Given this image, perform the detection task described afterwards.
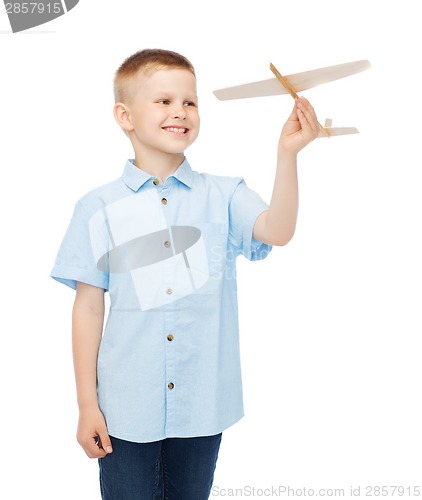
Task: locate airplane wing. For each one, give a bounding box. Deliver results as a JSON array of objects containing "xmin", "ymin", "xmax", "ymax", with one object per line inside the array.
[{"xmin": 213, "ymin": 60, "xmax": 371, "ymax": 100}]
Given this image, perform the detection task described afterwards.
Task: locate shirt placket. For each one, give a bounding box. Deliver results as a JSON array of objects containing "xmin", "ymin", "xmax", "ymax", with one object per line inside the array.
[{"xmin": 152, "ymin": 176, "xmax": 177, "ymax": 433}]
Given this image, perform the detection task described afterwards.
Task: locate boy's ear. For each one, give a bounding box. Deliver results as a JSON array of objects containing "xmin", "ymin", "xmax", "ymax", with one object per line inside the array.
[{"xmin": 113, "ymin": 103, "xmax": 134, "ymax": 132}]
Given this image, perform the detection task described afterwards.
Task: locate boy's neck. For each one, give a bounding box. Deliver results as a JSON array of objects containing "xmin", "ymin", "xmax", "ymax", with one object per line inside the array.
[{"xmin": 133, "ymin": 151, "xmax": 185, "ymax": 184}]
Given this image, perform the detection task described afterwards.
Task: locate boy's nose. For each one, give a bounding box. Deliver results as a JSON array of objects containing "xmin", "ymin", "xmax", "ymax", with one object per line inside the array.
[{"xmin": 171, "ymin": 104, "xmax": 186, "ymax": 120}]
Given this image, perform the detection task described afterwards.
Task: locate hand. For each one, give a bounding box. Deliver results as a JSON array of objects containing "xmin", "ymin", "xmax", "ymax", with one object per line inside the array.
[
  {"xmin": 76, "ymin": 406, "xmax": 113, "ymax": 458},
  {"xmin": 279, "ymin": 97, "xmax": 319, "ymax": 154}
]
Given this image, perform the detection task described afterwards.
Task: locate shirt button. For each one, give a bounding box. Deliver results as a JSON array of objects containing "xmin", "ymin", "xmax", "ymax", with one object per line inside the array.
[
  {"xmin": 166, "ymin": 288, "xmax": 173, "ymax": 295},
  {"xmin": 168, "ymin": 382, "xmax": 175, "ymax": 390},
  {"xmin": 153, "ymin": 179, "xmax": 159, "ymax": 186},
  {"xmin": 167, "ymin": 334, "xmax": 174, "ymax": 341},
  {"xmin": 161, "ymin": 198, "xmax": 168, "ymax": 205},
  {"xmin": 164, "ymin": 240, "xmax": 171, "ymax": 248}
]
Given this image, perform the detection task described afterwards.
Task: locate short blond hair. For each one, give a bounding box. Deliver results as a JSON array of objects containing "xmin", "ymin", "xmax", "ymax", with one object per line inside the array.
[{"xmin": 113, "ymin": 48, "xmax": 196, "ymax": 103}]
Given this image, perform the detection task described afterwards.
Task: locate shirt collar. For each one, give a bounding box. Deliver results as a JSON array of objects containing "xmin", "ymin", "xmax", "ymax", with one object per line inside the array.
[{"xmin": 122, "ymin": 158, "xmax": 193, "ymax": 191}]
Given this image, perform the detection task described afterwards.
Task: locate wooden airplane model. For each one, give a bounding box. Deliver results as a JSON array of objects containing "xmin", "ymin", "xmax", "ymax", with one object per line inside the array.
[{"xmin": 213, "ymin": 60, "xmax": 371, "ymax": 137}]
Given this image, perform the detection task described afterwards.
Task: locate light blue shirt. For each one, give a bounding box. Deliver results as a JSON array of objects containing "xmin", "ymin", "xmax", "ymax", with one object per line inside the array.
[{"xmin": 51, "ymin": 158, "xmax": 271, "ymax": 443}]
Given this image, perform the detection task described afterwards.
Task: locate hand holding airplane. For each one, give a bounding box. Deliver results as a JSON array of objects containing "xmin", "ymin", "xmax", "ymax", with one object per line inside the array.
[{"xmin": 213, "ymin": 60, "xmax": 371, "ymax": 138}]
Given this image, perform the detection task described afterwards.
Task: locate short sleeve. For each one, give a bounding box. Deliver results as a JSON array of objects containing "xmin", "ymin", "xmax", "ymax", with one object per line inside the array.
[
  {"xmin": 50, "ymin": 201, "xmax": 109, "ymax": 291},
  {"xmin": 229, "ymin": 179, "xmax": 272, "ymax": 261}
]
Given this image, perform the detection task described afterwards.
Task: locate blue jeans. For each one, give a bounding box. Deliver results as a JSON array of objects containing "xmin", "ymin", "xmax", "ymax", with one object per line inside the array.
[{"xmin": 99, "ymin": 433, "xmax": 222, "ymax": 499}]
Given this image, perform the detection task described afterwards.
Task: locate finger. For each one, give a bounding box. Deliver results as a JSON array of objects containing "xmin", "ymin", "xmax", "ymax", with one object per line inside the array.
[
  {"xmin": 92, "ymin": 436, "xmax": 109, "ymax": 458},
  {"xmin": 297, "ymin": 98, "xmax": 314, "ymax": 123},
  {"xmin": 297, "ymin": 98, "xmax": 319, "ymax": 136},
  {"xmin": 286, "ymin": 99, "xmax": 300, "ymax": 122},
  {"xmin": 296, "ymin": 106, "xmax": 312, "ymax": 132},
  {"xmin": 97, "ymin": 430, "xmax": 113, "ymax": 454},
  {"xmin": 299, "ymin": 97, "xmax": 319, "ymax": 129},
  {"xmin": 297, "ymin": 96, "xmax": 315, "ymax": 114},
  {"xmin": 79, "ymin": 435, "xmax": 108, "ymax": 459}
]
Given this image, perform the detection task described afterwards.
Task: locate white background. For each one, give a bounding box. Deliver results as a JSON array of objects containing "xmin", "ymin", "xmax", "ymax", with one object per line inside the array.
[{"xmin": 1, "ymin": 1, "xmax": 421, "ymax": 498}]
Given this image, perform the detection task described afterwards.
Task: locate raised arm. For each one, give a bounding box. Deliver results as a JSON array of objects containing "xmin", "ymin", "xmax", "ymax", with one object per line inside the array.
[
  {"xmin": 253, "ymin": 97, "xmax": 319, "ymax": 246},
  {"xmin": 72, "ymin": 281, "xmax": 112, "ymax": 458}
]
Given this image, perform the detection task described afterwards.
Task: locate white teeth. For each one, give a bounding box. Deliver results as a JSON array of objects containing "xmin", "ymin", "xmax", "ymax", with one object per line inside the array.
[{"xmin": 165, "ymin": 127, "xmax": 187, "ymax": 133}]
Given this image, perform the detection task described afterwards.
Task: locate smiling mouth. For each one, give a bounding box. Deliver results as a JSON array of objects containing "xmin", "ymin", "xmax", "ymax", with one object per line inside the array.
[{"xmin": 162, "ymin": 126, "xmax": 188, "ymax": 135}]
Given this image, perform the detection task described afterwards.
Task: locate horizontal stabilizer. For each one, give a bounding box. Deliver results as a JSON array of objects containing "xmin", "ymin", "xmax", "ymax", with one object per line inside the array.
[{"xmin": 318, "ymin": 127, "xmax": 359, "ymax": 138}]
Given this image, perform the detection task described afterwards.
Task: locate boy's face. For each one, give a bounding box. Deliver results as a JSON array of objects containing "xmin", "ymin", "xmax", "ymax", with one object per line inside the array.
[{"xmin": 124, "ymin": 68, "xmax": 200, "ymax": 160}]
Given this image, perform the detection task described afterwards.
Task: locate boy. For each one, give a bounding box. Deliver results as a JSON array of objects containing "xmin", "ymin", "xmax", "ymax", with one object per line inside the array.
[{"xmin": 51, "ymin": 48, "xmax": 319, "ymax": 499}]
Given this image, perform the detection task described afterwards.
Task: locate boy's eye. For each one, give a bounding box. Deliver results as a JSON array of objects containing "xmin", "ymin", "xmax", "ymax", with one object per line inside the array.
[{"xmin": 156, "ymin": 99, "xmax": 197, "ymax": 107}]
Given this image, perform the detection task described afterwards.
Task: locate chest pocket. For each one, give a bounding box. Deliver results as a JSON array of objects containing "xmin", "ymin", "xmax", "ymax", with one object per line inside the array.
[{"xmin": 194, "ymin": 222, "xmax": 230, "ymax": 280}]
